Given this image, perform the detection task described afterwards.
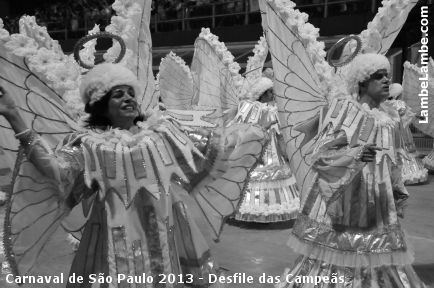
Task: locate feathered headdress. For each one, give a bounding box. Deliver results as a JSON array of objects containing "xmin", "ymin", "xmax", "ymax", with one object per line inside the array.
[
  {"xmin": 80, "ymin": 63, "xmax": 142, "ymax": 106},
  {"xmin": 346, "ymin": 53, "xmax": 390, "ymax": 95}
]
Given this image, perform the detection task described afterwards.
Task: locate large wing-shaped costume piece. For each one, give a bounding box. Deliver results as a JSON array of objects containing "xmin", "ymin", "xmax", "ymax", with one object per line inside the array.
[
  {"xmin": 402, "ymin": 59, "xmax": 434, "ymax": 137},
  {"xmin": 158, "ymin": 52, "xmax": 195, "ymax": 110},
  {"xmin": 0, "ymin": 16, "xmax": 91, "ymax": 278},
  {"xmin": 1, "ymin": 0, "xmax": 159, "ymax": 277},
  {"xmin": 0, "ymin": 17, "xmax": 80, "ymax": 187},
  {"xmin": 258, "ymin": 0, "xmax": 331, "ymax": 198},
  {"xmin": 190, "ymin": 29, "xmax": 244, "ymax": 126},
  {"xmin": 105, "ymin": 0, "xmax": 158, "ymax": 112},
  {"xmin": 158, "ymin": 30, "xmax": 269, "ymax": 239},
  {"xmin": 359, "ymin": 0, "xmax": 418, "ymax": 55},
  {"xmin": 245, "ymin": 35, "xmax": 268, "ymax": 81},
  {"xmin": 335, "ymin": 0, "xmax": 417, "ymax": 83},
  {"xmin": 158, "ymin": 52, "xmax": 217, "ymax": 128},
  {"xmin": 158, "ymin": 28, "xmax": 244, "ymax": 128}
]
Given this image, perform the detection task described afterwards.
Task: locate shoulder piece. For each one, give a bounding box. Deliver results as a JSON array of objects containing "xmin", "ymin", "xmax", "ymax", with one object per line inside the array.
[
  {"xmin": 228, "ymin": 100, "xmax": 279, "ymax": 129},
  {"xmin": 80, "ymin": 118, "xmax": 202, "ymax": 207},
  {"xmin": 320, "ymin": 97, "xmax": 400, "ymax": 163}
]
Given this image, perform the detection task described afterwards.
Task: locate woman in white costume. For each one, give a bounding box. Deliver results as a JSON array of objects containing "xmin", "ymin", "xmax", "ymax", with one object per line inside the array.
[
  {"xmin": 233, "ymin": 74, "xmax": 300, "ymax": 223},
  {"xmin": 0, "ymin": 63, "xmax": 266, "ymax": 288}
]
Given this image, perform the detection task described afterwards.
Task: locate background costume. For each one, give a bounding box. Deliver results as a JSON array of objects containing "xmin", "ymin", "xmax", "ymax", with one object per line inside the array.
[
  {"xmin": 401, "ymin": 59, "xmax": 434, "ymax": 173},
  {"xmin": 158, "ymin": 34, "xmax": 301, "ymax": 225},
  {"xmin": 387, "ymin": 83, "xmax": 428, "ymax": 185},
  {"xmin": 231, "ymin": 78, "xmax": 300, "ymax": 223}
]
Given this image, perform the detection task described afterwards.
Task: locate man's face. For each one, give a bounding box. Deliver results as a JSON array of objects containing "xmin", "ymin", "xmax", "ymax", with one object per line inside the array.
[
  {"xmin": 259, "ymin": 89, "xmax": 274, "ymax": 103},
  {"xmin": 365, "ymin": 69, "xmax": 390, "ymax": 103}
]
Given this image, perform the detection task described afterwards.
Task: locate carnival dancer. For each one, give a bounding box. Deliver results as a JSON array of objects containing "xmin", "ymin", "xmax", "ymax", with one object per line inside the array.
[
  {"xmin": 276, "ymin": 53, "xmax": 426, "ymax": 288},
  {"xmin": 387, "ymin": 83, "xmax": 428, "ymax": 185},
  {"xmin": 256, "ymin": 0, "xmax": 424, "ymax": 285},
  {"xmin": 401, "ymin": 59, "xmax": 434, "ymax": 173},
  {"xmin": 232, "ymin": 73, "xmax": 300, "ymax": 223},
  {"xmin": 0, "ymin": 63, "xmax": 267, "ymax": 288}
]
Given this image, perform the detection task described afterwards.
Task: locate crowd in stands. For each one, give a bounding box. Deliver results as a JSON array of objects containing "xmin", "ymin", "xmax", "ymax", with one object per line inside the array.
[
  {"xmin": 2, "ymin": 0, "xmax": 113, "ymax": 34},
  {"xmin": 2, "ymin": 0, "xmax": 371, "ymax": 36},
  {"xmin": 150, "ymin": 0, "xmax": 370, "ymax": 31}
]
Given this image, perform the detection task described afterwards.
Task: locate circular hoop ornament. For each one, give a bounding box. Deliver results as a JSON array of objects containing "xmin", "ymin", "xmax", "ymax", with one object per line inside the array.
[
  {"xmin": 327, "ymin": 35, "xmax": 362, "ymax": 68},
  {"xmin": 73, "ymin": 32, "xmax": 126, "ymax": 70}
]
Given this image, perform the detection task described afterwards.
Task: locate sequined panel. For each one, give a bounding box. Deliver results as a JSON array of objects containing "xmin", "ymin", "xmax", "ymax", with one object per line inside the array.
[
  {"xmin": 342, "ymin": 103, "xmax": 359, "ymax": 127},
  {"xmin": 359, "ymin": 118, "xmax": 375, "ymax": 142},
  {"xmin": 378, "ymin": 182, "xmax": 390, "ymax": 226},
  {"xmin": 82, "ymin": 142, "xmax": 96, "ymax": 171},
  {"xmin": 348, "ymin": 179, "xmax": 361, "ymax": 227},
  {"xmin": 344, "ymin": 267, "xmax": 355, "ymax": 288},
  {"xmin": 274, "ymin": 188, "xmax": 281, "ymax": 204},
  {"xmin": 186, "ymin": 130, "xmax": 210, "ymax": 154},
  {"xmin": 167, "ymin": 223, "xmax": 181, "ymax": 277},
  {"xmin": 121, "ymin": 151, "xmax": 132, "ymax": 205},
  {"xmin": 149, "ymin": 137, "xmax": 174, "ymax": 166},
  {"xmin": 131, "ymin": 148, "xmax": 147, "ymax": 179},
  {"xmin": 167, "ymin": 111, "xmax": 194, "ymax": 122},
  {"xmin": 377, "ymin": 127, "xmax": 389, "ymax": 150},
  {"xmin": 292, "ymin": 214, "xmax": 407, "ymax": 254},
  {"xmin": 249, "ymin": 105, "xmax": 260, "ymax": 123},
  {"xmin": 112, "ymin": 227, "xmax": 131, "ymax": 288},
  {"xmin": 264, "ymin": 190, "xmax": 270, "ymax": 205},
  {"xmin": 278, "ymin": 257, "xmax": 426, "ymax": 288},
  {"xmin": 394, "ymin": 127, "xmax": 401, "ymax": 148},
  {"xmin": 141, "ymin": 205, "xmax": 165, "ymax": 287},
  {"xmin": 387, "ymin": 266, "xmax": 405, "ymax": 288},
  {"xmin": 83, "ymin": 223, "xmax": 103, "ymax": 284},
  {"xmin": 167, "ymin": 125, "xmax": 187, "ymax": 145},
  {"xmin": 239, "ymin": 102, "xmax": 250, "ymax": 114},
  {"xmin": 132, "ymin": 240, "xmax": 147, "ymax": 288},
  {"xmin": 301, "ymin": 183, "xmax": 320, "ymax": 216},
  {"xmin": 289, "ymin": 184, "xmax": 298, "ymax": 199},
  {"xmin": 102, "ymin": 148, "xmax": 117, "ymax": 179},
  {"xmin": 330, "ymin": 101, "xmax": 343, "ymax": 118},
  {"xmin": 358, "ymin": 173, "xmax": 368, "ymax": 228},
  {"xmin": 361, "ymin": 266, "xmax": 372, "ymax": 287}
]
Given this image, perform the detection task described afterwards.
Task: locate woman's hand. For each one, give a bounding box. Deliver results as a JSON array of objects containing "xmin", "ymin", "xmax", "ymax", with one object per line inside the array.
[
  {"xmin": 0, "ymin": 86, "xmax": 18, "ymax": 118},
  {"xmin": 359, "ymin": 144, "xmax": 382, "ymax": 163}
]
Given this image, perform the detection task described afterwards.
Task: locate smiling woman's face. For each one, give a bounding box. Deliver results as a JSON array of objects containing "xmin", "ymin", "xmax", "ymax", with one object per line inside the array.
[{"xmin": 104, "ymin": 85, "xmax": 139, "ymax": 129}]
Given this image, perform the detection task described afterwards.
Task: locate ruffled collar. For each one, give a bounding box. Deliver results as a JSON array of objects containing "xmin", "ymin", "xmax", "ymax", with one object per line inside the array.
[
  {"xmin": 87, "ymin": 125, "xmax": 153, "ymax": 146},
  {"xmin": 350, "ymin": 98, "xmax": 400, "ymax": 128}
]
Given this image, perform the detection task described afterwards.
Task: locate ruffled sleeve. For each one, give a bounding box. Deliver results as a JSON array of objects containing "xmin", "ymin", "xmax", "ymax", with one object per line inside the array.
[
  {"xmin": 16, "ymin": 130, "xmax": 85, "ymax": 199},
  {"xmin": 5, "ymin": 131, "xmax": 88, "ymax": 277},
  {"xmin": 174, "ymin": 123, "xmax": 267, "ymax": 240}
]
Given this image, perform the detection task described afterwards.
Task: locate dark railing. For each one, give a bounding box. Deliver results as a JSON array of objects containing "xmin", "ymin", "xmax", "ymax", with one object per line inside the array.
[
  {"xmin": 151, "ymin": 0, "xmax": 372, "ymax": 33},
  {"xmin": 4, "ymin": 0, "xmax": 376, "ymax": 40}
]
